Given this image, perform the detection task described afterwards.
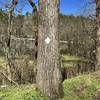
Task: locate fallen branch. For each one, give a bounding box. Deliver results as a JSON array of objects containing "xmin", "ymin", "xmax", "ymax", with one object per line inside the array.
[{"xmin": 0, "ymin": 71, "xmax": 19, "ymax": 86}]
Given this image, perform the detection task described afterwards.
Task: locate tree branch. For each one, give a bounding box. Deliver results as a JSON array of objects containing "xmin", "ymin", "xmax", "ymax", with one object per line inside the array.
[{"xmin": 28, "ymin": 0, "xmax": 37, "ymax": 13}]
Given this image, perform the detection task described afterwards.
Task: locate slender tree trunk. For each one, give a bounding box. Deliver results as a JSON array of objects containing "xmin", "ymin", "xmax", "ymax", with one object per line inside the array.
[
  {"xmin": 28, "ymin": 0, "xmax": 38, "ymax": 83},
  {"xmin": 96, "ymin": 0, "xmax": 100, "ymax": 69},
  {"xmin": 3, "ymin": 0, "xmax": 18, "ymax": 85},
  {"xmin": 28, "ymin": 0, "xmax": 38, "ymax": 58},
  {"xmin": 36, "ymin": 0, "xmax": 63, "ymax": 99}
]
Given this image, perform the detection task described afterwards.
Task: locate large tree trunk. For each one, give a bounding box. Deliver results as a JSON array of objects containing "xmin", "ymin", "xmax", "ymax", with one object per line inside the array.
[
  {"xmin": 36, "ymin": 0, "xmax": 63, "ymax": 99},
  {"xmin": 96, "ymin": 0, "xmax": 100, "ymax": 69}
]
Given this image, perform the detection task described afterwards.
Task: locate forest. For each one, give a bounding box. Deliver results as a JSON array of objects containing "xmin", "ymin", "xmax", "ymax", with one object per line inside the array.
[{"xmin": 0, "ymin": 0, "xmax": 100, "ymax": 100}]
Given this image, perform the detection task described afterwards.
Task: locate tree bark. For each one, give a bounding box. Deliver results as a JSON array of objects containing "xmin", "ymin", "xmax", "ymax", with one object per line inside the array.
[
  {"xmin": 28, "ymin": 0, "xmax": 38, "ymax": 83},
  {"xmin": 36, "ymin": 0, "xmax": 63, "ymax": 99},
  {"xmin": 96, "ymin": 0, "xmax": 100, "ymax": 69}
]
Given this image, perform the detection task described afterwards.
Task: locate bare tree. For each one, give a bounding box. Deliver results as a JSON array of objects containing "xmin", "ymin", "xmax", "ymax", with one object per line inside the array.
[
  {"xmin": 96, "ymin": 0, "xmax": 100, "ymax": 69},
  {"xmin": 28, "ymin": 0, "xmax": 38, "ymax": 59},
  {"xmin": 0, "ymin": 0, "xmax": 18, "ymax": 85},
  {"xmin": 36, "ymin": 0, "xmax": 63, "ymax": 99}
]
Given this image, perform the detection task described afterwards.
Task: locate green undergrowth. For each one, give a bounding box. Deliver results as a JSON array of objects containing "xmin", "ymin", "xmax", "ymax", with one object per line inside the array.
[
  {"xmin": 62, "ymin": 71, "xmax": 100, "ymax": 100},
  {"xmin": 0, "ymin": 57, "xmax": 5, "ymax": 65},
  {"xmin": 62, "ymin": 62, "xmax": 75, "ymax": 68},
  {"xmin": 0, "ymin": 71, "xmax": 100, "ymax": 100},
  {"xmin": 62, "ymin": 54, "xmax": 92, "ymax": 68},
  {"xmin": 0, "ymin": 55, "xmax": 91, "ymax": 69},
  {"xmin": 0, "ymin": 56, "xmax": 99, "ymax": 100},
  {"xmin": 0, "ymin": 85, "xmax": 49, "ymax": 100},
  {"xmin": 62, "ymin": 54, "xmax": 91, "ymax": 63}
]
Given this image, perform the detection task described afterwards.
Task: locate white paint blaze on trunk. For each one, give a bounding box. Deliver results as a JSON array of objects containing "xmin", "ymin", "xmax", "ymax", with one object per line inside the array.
[
  {"xmin": 45, "ymin": 37, "xmax": 51, "ymax": 44},
  {"xmin": 36, "ymin": 0, "xmax": 63, "ymax": 99}
]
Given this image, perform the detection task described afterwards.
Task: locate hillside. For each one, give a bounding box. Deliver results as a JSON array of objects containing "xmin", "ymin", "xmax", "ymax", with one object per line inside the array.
[{"xmin": 0, "ymin": 70, "xmax": 100, "ymax": 100}]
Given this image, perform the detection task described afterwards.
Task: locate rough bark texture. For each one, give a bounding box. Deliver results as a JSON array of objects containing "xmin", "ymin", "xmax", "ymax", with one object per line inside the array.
[
  {"xmin": 36, "ymin": 0, "xmax": 63, "ymax": 99},
  {"xmin": 96, "ymin": 0, "xmax": 100, "ymax": 69}
]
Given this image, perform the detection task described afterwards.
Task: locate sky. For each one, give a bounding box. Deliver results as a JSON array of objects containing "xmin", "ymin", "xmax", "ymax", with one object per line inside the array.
[
  {"xmin": 60, "ymin": 0, "xmax": 87, "ymax": 15},
  {"xmin": 0, "ymin": 0, "xmax": 95, "ymax": 16}
]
